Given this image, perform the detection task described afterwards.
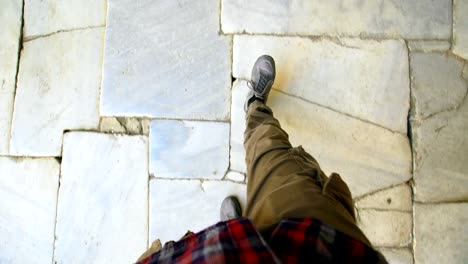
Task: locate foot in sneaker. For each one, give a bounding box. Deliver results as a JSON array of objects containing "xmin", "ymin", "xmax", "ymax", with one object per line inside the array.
[
  {"xmin": 244, "ymin": 55, "xmax": 276, "ymax": 112},
  {"xmin": 220, "ymin": 196, "xmax": 242, "ymax": 221}
]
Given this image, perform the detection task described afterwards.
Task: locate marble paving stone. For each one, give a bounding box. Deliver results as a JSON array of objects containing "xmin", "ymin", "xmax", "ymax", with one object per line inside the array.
[
  {"xmin": 222, "ymin": 0, "xmax": 451, "ymax": 39},
  {"xmin": 233, "ymin": 35, "xmax": 409, "ymax": 133},
  {"xmin": 0, "ymin": 0, "xmax": 22, "ymax": 154},
  {"xmin": 355, "ymin": 184, "xmax": 412, "ymax": 211},
  {"xmin": 150, "ymin": 120, "xmax": 229, "ymax": 179},
  {"xmin": 412, "ymin": 99, "xmax": 468, "ymax": 202},
  {"xmin": 230, "ymin": 81, "xmax": 250, "ymax": 173},
  {"xmin": 415, "ymin": 203, "xmax": 468, "ymax": 264},
  {"xmin": 0, "ymin": 157, "xmax": 59, "ymax": 263},
  {"xmin": 357, "ymin": 209, "xmax": 412, "ymax": 247},
  {"xmin": 231, "ymin": 81, "xmax": 411, "ymax": 197},
  {"xmin": 10, "ymin": 28, "xmax": 103, "ymax": 156},
  {"xmin": 149, "ymin": 179, "xmax": 246, "ymax": 244},
  {"xmin": 408, "ymin": 40, "xmax": 451, "ymax": 52},
  {"xmin": 54, "ymin": 132, "xmax": 148, "ymax": 263},
  {"xmin": 378, "ymin": 248, "xmax": 413, "ymax": 264},
  {"xmin": 24, "ymin": 0, "xmax": 106, "ymax": 38},
  {"xmin": 225, "ymin": 171, "xmax": 246, "ymax": 182},
  {"xmin": 101, "ymin": 0, "xmax": 231, "ymax": 120},
  {"xmin": 453, "ymin": 0, "xmax": 468, "ymax": 60},
  {"xmin": 410, "ymin": 53, "xmax": 467, "ymax": 120}
]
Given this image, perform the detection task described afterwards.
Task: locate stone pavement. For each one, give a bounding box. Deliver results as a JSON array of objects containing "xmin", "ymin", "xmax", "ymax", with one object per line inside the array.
[{"xmin": 0, "ymin": 0, "xmax": 467, "ymax": 263}]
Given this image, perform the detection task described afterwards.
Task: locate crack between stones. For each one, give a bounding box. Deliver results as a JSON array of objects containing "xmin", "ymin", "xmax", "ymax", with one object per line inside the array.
[
  {"xmin": 23, "ymin": 25, "xmax": 105, "ymax": 42},
  {"xmin": 405, "ymin": 39, "xmax": 417, "ymax": 263},
  {"xmin": 220, "ymin": 30, "xmax": 450, "ymax": 42},
  {"xmin": 8, "ymin": 0, "xmax": 25, "ymax": 155}
]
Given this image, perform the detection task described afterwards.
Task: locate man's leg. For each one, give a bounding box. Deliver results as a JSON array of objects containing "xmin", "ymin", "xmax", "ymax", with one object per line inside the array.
[{"xmin": 242, "ymin": 56, "xmax": 371, "ymax": 246}]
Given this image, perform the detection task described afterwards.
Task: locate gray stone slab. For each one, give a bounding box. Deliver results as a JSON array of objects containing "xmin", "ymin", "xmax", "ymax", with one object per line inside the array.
[
  {"xmin": 0, "ymin": 157, "xmax": 59, "ymax": 263},
  {"xmin": 357, "ymin": 209, "xmax": 412, "ymax": 247},
  {"xmin": 233, "ymin": 36, "xmax": 409, "ymax": 133},
  {"xmin": 231, "ymin": 81, "xmax": 412, "ymax": 197},
  {"xmin": 0, "ymin": 0, "xmax": 22, "ymax": 154},
  {"xmin": 101, "ymin": 0, "xmax": 231, "ymax": 120},
  {"xmin": 149, "ymin": 179, "xmax": 246, "ymax": 244},
  {"xmin": 222, "ymin": 0, "xmax": 451, "ymax": 38},
  {"xmin": 10, "ymin": 28, "xmax": 103, "ymax": 156},
  {"xmin": 410, "ymin": 53, "xmax": 467, "ymax": 120},
  {"xmin": 453, "ymin": 0, "xmax": 468, "ymax": 60},
  {"xmin": 54, "ymin": 132, "xmax": 148, "ymax": 263},
  {"xmin": 415, "ymin": 203, "xmax": 468, "ymax": 264},
  {"xmin": 24, "ymin": 0, "xmax": 106, "ymax": 38},
  {"xmin": 413, "ymin": 98, "xmax": 468, "ymax": 203},
  {"xmin": 150, "ymin": 120, "xmax": 229, "ymax": 179}
]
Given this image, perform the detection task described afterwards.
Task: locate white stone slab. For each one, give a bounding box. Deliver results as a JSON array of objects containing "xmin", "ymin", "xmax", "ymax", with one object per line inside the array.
[
  {"xmin": 378, "ymin": 248, "xmax": 413, "ymax": 264},
  {"xmin": 0, "ymin": 0, "xmax": 22, "ymax": 154},
  {"xmin": 10, "ymin": 28, "xmax": 103, "ymax": 156},
  {"xmin": 410, "ymin": 53, "xmax": 467, "ymax": 120},
  {"xmin": 357, "ymin": 209, "xmax": 412, "ymax": 247},
  {"xmin": 101, "ymin": 0, "xmax": 231, "ymax": 120},
  {"xmin": 54, "ymin": 132, "xmax": 148, "ymax": 263},
  {"xmin": 149, "ymin": 179, "xmax": 246, "ymax": 244},
  {"xmin": 355, "ymin": 184, "xmax": 412, "ymax": 211},
  {"xmin": 0, "ymin": 157, "xmax": 59, "ymax": 263},
  {"xmin": 230, "ymin": 81, "xmax": 250, "ymax": 173},
  {"xmin": 415, "ymin": 203, "xmax": 468, "ymax": 264},
  {"xmin": 232, "ymin": 81, "xmax": 411, "ymax": 197},
  {"xmin": 233, "ymin": 35, "xmax": 409, "ymax": 133},
  {"xmin": 225, "ymin": 171, "xmax": 246, "ymax": 183},
  {"xmin": 24, "ymin": 0, "xmax": 106, "ymax": 38},
  {"xmin": 150, "ymin": 120, "xmax": 229, "ymax": 179},
  {"xmin": 453, "ymin": 0, "xmax": 468, "ymax": 60},
  {"xmin": 222, "ymin": 0, "xmax": 451, "ymax": 38},
  {"xmin": 413, "ymin": 99, "xmax": 468, "ymax": 203}
]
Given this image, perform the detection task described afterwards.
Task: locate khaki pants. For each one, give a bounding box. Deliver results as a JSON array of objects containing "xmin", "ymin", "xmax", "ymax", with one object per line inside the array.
[{"xmin": 243, "ymin": 101, "xmax": 371, "ymax": 246}]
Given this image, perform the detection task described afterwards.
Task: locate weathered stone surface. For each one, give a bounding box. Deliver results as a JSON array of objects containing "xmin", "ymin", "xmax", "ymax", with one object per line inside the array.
[
  {"xmin": 0, "ymin": 0, "xmax": 22, "ymax": 154},
  {"xmin": 355, "ymin": 184, "xmax": 412, "ymax": 211},
  {"xmin": 101, "ymin": 0, "xmax": 231, "ymax": 120},
  {"xmin": 233, "ymin": 35, "xmax": 409, "ymax": 133},
  {"xmin": 99, "ymin": 117, "xmax": 126, "ymax": 133},
  {"xmin": 0, "ymin": 157, "xmax": 59, "ymax": 263},
  {"xmin": 149, "ymin": 179, "xmax": 246, "ymax": 243},
  {"xmin": 410, "ymin": 53, "xmax": 467, "ymax": 120},
  {"xmin": 408, "ymin": 40, "xmax": 451, "ymax": 52},
  {"xmin": 415, "ymin": 203, "xmax": 468, "ymax": 264},
  {"xmin": 230, "ymin": 81, "xmax": 250, "ymax": 173},
  {"xmin": 55, "ymin": 132, "xmax": 148, "ymax": 263},
  {"xmin": 357, "ymin": 209, "xmax": 412, "ymax": 247},
  {"xmin": 453, "ymin": 0, "xmax": 468, "ymax": 60},
  {"xmin": 222, "ymin": 0, "xmax": 451, "ymax": 38},
  {"xmin": 231, "ymin": 81, "xmax": 411, "ymax": 197},
  {"xmin": 150, "ymin": 120, "xmax": 229, "ymax": 179},
  {"xmin": 10, "ymin": 28, "xmax": 103, "ymax": 156},
  {"xmin": 225, "ymin": 171, "xmax": 246, "ymax": 182},
  {"xmin": 413, "ymin": 98, "xmax": 468, "ymax": 202},
  {"xmin": 24, "ymin": 0, "xmax": 106, "ymax": 38},
  {"xmin": 378, "ymin": 248, "xmax": 414, "ymax": 264}
]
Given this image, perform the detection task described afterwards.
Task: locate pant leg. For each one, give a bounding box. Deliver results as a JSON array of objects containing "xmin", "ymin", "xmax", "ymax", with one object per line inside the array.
[{"xmin": 243, "ymin": 101, "xmax": 371, "ymax": 246}]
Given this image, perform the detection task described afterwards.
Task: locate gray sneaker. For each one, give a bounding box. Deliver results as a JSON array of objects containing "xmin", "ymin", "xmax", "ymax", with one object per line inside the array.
[
  {"xmin": 244, "ymin": 55, "xmax": 276, "ymax": 111},
  {"xmin": 220, "ymin": 196, "xmax": 242, "ymax": 221}
]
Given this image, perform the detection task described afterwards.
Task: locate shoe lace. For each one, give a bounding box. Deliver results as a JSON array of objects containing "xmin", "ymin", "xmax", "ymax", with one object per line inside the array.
[{"xmin": 247, "ymin": 72, "xmax": 270, "ymax": 95}]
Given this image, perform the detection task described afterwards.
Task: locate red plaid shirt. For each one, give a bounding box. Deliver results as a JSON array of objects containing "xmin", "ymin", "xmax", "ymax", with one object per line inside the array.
[{"xmin": 137, "ymin": 218, "xmax": 387, "ymax": 264}]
